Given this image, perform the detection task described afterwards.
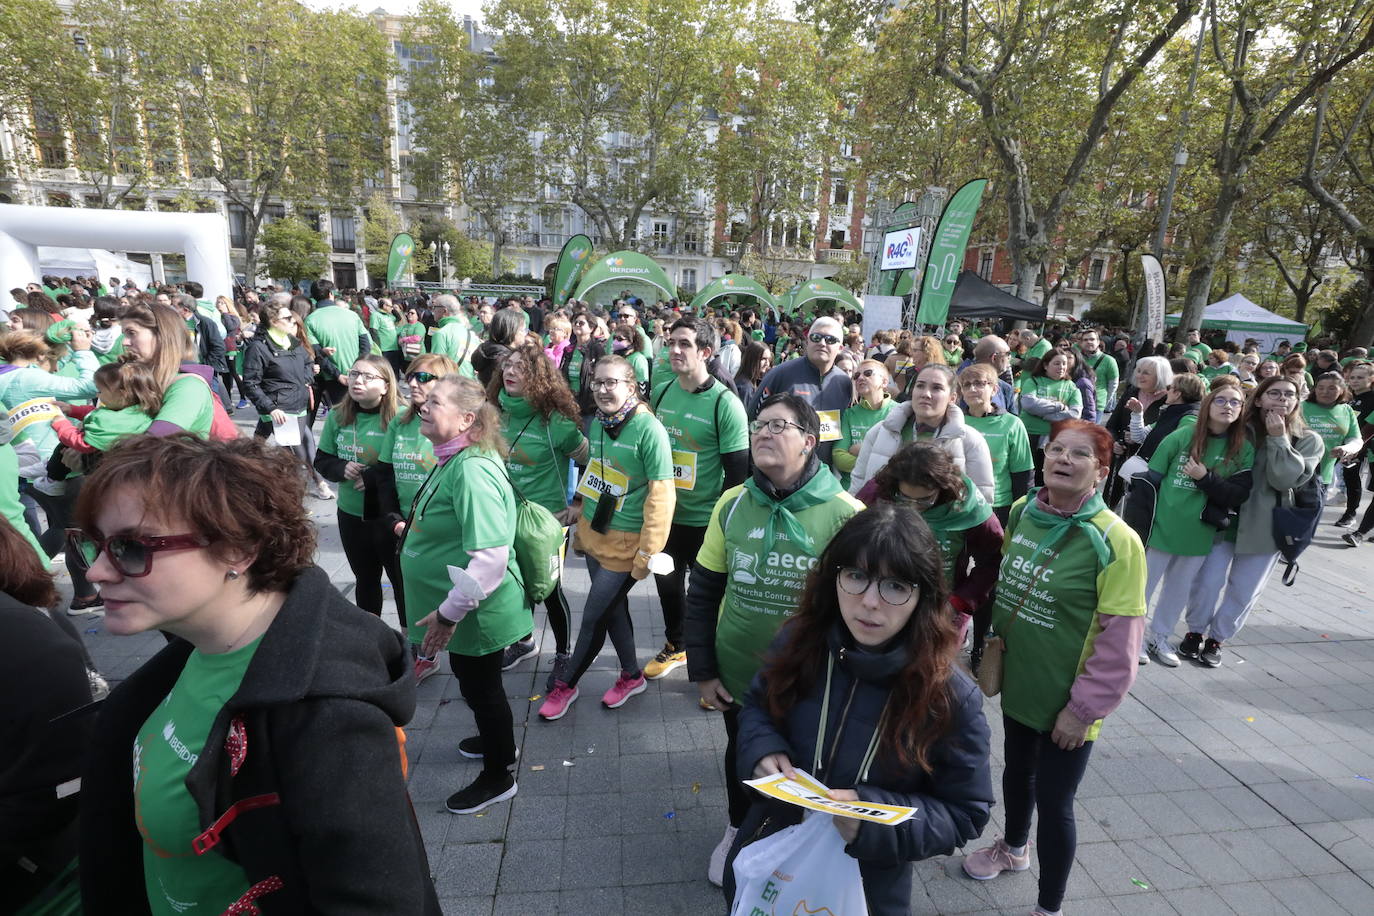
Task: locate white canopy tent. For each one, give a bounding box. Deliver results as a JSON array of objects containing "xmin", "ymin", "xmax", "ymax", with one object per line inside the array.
[
  {"xmin": 36, "ymin": 246, "xmax": 154, "ymax": 289},
  {"xmin": 1166, "ymin": 293, "xmax": 1308, "ymax": 354},
  {"xmin": 0, "ymin": 203, "xmax": 232, "ymax": 302}
]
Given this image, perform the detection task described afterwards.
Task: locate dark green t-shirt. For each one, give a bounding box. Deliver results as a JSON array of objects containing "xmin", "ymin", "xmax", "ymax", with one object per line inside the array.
[{"xmin": 650, "ymin": 379, "xmax": 749, "ymax": 527}]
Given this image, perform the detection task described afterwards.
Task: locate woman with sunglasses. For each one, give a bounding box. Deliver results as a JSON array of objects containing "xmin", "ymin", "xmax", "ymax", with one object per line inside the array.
[
  {"xmin": 610, "ymin": 321, "xmax": 652, "ymax": 400},
  {"xmin": 313, "ymin": 355, "xmax": 402, "ymax": 618},
  {"xmin": 561, "ymin": 310, "xmax": 609, "ymax": 426},
  {"xmin": 489, "ymin": 343, "xmax": 589, "ymax": 682},
  {"xmin": 871, "ymin": 441, "xmax": 1003, "ymax": 645},
  {"xmin": 834, "ymin": 359, "xmax": 894, "ymax": 490},
  {"xmin": 1136, "ymin": 384, "xmax": 1254, "ymax": 666},
  {"xmin": 71, "ymin": 435, "xmax": 440, "ymax": 914},
  {"xmin": 684, "ymin": 393, "xmax": 863, "ymax": 886},
  {"xmin": 963, "ymin": 420, "xmax": 1145, "ymax": 916},
  {"xmin": 724, "ymin": 505, "xmax": 993, "ymax": 914},
  {"xmin": 241, "ymin": 302, "xmax": 333, "ymax": 500}
]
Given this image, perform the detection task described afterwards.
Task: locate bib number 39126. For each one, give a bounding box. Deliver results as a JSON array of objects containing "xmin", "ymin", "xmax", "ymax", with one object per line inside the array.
[{"xmin": 576, "ymin": 459, "xmax": 629, "ymax": 510}]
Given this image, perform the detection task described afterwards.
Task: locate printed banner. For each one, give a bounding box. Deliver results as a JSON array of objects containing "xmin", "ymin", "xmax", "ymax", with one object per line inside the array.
[
  {"xmin": 745, "ymin": 768, "xmax": 918, "ymax": 826},
  {"xmin": 916, "ymin": 179, "xmax": 988, "ymax": 327},
  {"xmin": 879, "ymin": 200, "xmax": 919, "ymax": 296},
  {"xmin": 552, "ymin": 234, "xmax": 593, "ymax": 306},
  {"xmin": 385, "ymin": 233, "xmax": 416, "ymax": 287},
  {"xmin": 880, "ymin": 227, "xmax": 921, "ymax": 270},
  {"xmin": 1140, "ymin": 253, "xmax": 1166, "ymax": 343}
]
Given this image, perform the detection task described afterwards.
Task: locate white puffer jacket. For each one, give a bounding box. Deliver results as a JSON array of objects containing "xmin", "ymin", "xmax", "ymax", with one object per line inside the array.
[{"xmin": 848, "ymin": 401, "xmax": 996, "ymax": 503}]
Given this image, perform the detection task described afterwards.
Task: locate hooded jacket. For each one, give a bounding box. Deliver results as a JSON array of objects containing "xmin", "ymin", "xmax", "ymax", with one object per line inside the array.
[
  {"xmin": 848, "ymin": 401, "xmax": 995, "ymax": 504},
  {"xmin": 78, "ymin": 566, "xmax": 440, "ymax": 915},
  {"xmin": 727, "ymin": 624, "xmax": 993, "ymax": 916},
  {"xmin": 241, "ymin": 333, "xmax": 315, "ymax": 416}
]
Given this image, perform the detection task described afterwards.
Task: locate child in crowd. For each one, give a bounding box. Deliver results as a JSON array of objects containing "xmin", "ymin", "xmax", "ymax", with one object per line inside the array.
[{"xmin": 47, "ymin": 359, "xmax": 160, "ymax": 476}]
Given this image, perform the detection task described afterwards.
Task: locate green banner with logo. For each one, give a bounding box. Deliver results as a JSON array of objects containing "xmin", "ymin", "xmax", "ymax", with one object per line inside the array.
[
  {"xmin": 880, "ymin": 201, "xmax": 919, "ymax": 296},
  {"xmin": 385, "ymin": 233, "xmax": 416, "ymax": 287},
  {"xmin": 552, "ymin": 234, "xmax": 593, "ymax": 306},
  {"xmin": 915, "ymin": 179, "xmax": 987, "ymax": 326}
]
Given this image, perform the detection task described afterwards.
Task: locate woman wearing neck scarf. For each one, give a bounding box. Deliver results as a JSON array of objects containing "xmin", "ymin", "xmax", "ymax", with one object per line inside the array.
[
  {"xmin": 537, "ymin": 355, "xmax": 674, "ymax": 721},
  {"xmin": 724, "ymin": 505, "xmax": 993, "ymax": 915},
  {"xmin": 683, "ymin": 393, "xmax": 864, "ymax": 887},
  {"xmin": 871, "ymin": 441, "xmax": 1003, "ymax": 646},
  {"xmin": 962, "ymin": 420, "xmax": 1145, "ymax": 916},
  {"xmin": 849, "ymin": 364, "xmax": 994, "ymax": 504},
  {"xmin": 406, "ymin": 376, "xmax": 527, "ymax": 814},
  {"xmin": 833, "ymin": 359, "xmax": 894, "ymax": 490}
]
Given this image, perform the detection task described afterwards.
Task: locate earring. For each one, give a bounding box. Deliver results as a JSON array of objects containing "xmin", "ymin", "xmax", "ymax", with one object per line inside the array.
[{"xmin": 226, "ymin": 569, "xmax": 241, "ymax": 581}]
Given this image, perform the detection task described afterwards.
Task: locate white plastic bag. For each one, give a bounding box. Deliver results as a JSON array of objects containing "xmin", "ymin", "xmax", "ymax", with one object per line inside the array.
[{"xmin": 730, "ymin": 812, "xmax": 868, "ymax": 916}]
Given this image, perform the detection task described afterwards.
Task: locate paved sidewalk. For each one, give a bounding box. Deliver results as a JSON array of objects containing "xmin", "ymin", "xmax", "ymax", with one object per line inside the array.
[{"xmin": 73, "ymin": 481, "xmax": 1374, "ymax": 915}]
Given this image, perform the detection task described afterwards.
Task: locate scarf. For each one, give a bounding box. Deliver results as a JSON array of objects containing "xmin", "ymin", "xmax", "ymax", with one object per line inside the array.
[
  {"xmin": 432, "ymin": 432, "xmax": 474, "ymax": 466},
  {"xmin": 1018, "ymin": 486, "xmax": 1111, "ymax": 569},
  {"xmin": 596, "ymin": 395, "xmax": 639, "ymax": 430},
  {"xmin": 267, "ymin": 327, "xmax": 294, "ymax": 349},
  {"xmin": 743, "ymin": 454, "xmax": 843, "ymax": 558},
  {"xmin": 921, "ymin": 475, "xmax": 994, "ymax": 534}
]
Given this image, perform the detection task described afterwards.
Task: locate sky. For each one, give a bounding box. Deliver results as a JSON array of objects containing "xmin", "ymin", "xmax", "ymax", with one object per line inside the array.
[{"xmin": 303, "ymin": 0, "xmax": 490, "ymax": 24}]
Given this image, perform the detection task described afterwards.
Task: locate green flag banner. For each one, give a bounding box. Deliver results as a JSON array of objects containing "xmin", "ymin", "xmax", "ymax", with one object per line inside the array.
[
  {"xmin": 552, "ymin": 234, "xmax": 593, "ymax": 306},
  {"xmin": 916, "ymin": 179, "xmax": 987, "ymax": 327},
  {"xmin": 385, "ymin": 233, "xmax": 416, "ymax": 287},
  {"xmin": 880, "ymin": 201, "xmax": 919, "ymax": 297}
]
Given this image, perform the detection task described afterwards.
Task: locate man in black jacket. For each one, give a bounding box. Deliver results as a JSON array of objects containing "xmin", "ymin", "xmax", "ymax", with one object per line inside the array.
[{"xmin": 177, "ymin": 294, "xmax": 230, "ymax": 408}]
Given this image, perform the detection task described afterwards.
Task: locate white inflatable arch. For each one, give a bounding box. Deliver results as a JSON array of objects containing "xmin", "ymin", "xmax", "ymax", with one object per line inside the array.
[{"xmin": 0, "ymin": 203, "xmax": 234, "ymax": 300}]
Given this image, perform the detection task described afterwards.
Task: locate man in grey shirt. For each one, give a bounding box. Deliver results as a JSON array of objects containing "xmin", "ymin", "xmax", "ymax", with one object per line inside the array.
[{"xmin": 749, "ymin": 315, "xmax": 853, "ymax": 468}]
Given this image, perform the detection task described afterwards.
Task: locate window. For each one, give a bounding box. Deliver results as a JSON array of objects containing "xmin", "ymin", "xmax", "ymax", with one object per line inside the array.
[
  {"xmin": 265, "ymin": 203, "xmax": 285, "ymax": 223},
  {"xmin": 331, "ymin": 213, "xmax": 356, "ymax": 253},
  {"xmin": 652, "ymin": 221, "xmax": 669, "ymax": 246},
  {"xmin": 684, "ymin": 228, "xmax": 700, "ymax": 253},
  {"xmin": 1089, "ymin": 258, "xmax": 1105, "ymax": 289},
  {"xmin": 47, "ymin": 192, "xmax": 73, "ymax": 207},
  {"xmin": 302, "ymin": 211, "xmax": 321, "ymax": 232},
  {"xmin": 517, "ymin": 259, "xmax": 533, "ymax": 277},
  {"xmin": 829, "ymin": 229, "xmax": 846, "ymax": 249},
  {"xmin": 332, "ymin": 262, "xmax": 357, "ymax": 290},
  {"xmin": 228, "ymin": 204, "xmax": 249, "ymax": 248},
  {"xmin": 39, "ymin": 143, "xmax": 67, "ymax": 167},
  {"xmin": 978, "ymin": 250, "xmax": 994, "ymax": 281},
  {"xmin": 680, "ymin": 268, "xmax": 697, "ymax": 293},
  {"xmin": 832, "ymin": 179, "xmax": 849, "ymax": 207}
]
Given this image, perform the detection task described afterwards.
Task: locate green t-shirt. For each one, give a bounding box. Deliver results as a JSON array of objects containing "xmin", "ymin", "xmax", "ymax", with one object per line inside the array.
[
  {"xmin": 578, "ymin": 409, "xmax": 674, "ymax": 532},
  {"xmin": 370, "ymin": 310, "xmax": 399, "ymax": 352},
  {"xmin": 626, "ymin": 350, "xmax": 650, "ymax": 385},
  {"xmin": 317, "ymin": 408, "xmax": 389, "ymax": 518},
  {"xmin": 921, "ymin": 477, "xmax": 993, "ymax": 584},
  {"xmin": 94, "ymin": 335, "xmax": 126, "ymax": 366},
  {"xmin": 1301, "ymin": 401, "xmax": 1360, "ymax": 485},
  {"xmin": 1082, "ymin": 351, "xmax": 1119, "ymax": 412},
  {"xmin": 396, "ymin": 322, "xmax": 427, "ymax": 359},
  {"xmin": 567, "ymin": 348, "xmax": 587, "ymax": 397},
  {"xmin": 1016, "ymin": 375, "xmax": 1083, "ymax": 436},
  {"xmin": 378, "ymin": 413, "xmax": 435, "ymax": 515},
  {"xmin": 834, "ymin": 398, "xmax": 895, "ymax": 487},
  {"xmin": 1146, "ymin": 426, "xmax": 1254, "ymax": 556},
  {"xmin": 649, "ymin": 348, "xmax": 674, "ymax": 391},
  {"xmin": 399, "ymin": 448, "xmax": 527, "ymax": 655},
  {"xmin": 1025, "ymin": 338, "xmax": 1051, "ymax": 361},
  {"xmin": 430, "ymin": 317, "xmax": 476, "ymax": 377},
  {"xmin": 501, "ymin": 391, "xmax": 585, "ymax": 514},
  {"xmin": 160, "ymin": 375, "xmax": 215, "ymax": 437},
  {"xmin": 305, "ymin": 303, "xmax": 368, "ymax": 373},
  {"xmin": 650, "ymin": 379, "xmax": 749, "ymax": 527},
  {"xmin": 697, "ymin": 481, "xmax": 863, "ymax": 699},
  {"xmin": 964, "ymin": 411, "xmax": 1034, "ymax": 508},
  {"xmin": 1, "ymin": 444, "xmax": 43, "ymax": 559},
  {"xmin": 993, "ymin": 495, "xmax": 1146, "ymax": 740},
  {"xmin": 80, "ymin": 404, "xmax": 154, "ymax": 450},
  {"xmin": 134, "ymin": 637, "xmax": 262, "ymax": 916}
]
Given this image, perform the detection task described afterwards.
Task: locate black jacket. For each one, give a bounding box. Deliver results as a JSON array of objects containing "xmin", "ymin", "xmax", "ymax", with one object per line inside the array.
[
  {"xmin": 241, "ymin": 334, "xmax": 314, "ymax": 415},
  {"xmin": 1137, "ymin": 401, "xmax": 1200, "ymax": 462},
  {"xmin": 78, "ymin": 566, "xmax": 439, "ymax": 915},
  {"xmin": 189, "ymin": 312, "xmax": 228, "ymax": 374},
  {"xmin": 726, "ymin": 625, "xmax": 994, "ymax": 915}
]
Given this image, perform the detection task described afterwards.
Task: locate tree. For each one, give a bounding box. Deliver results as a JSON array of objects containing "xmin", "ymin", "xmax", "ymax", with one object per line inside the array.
[
  {"xmin": 1177, "ymin": 0, "xmax": 1374, "ymax": 332},
  {"xmin": 170, "ymin": 0, "xmax": 393, "ymax": 282},
  {"xmin": 261, "ymin": 215, "xmax": 329, "ymax": 286},
  {"xmin": 487, "ymin": 0, "xmax": 742, "ymax": 249},
  {"xmin": 360, "ymin": 192, "xmax": 432, "ymax": 284}
]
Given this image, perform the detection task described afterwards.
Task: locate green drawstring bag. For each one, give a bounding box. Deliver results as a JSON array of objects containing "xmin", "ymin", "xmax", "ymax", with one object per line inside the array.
[{"xmin": 495, "ymin": 460, "xmax": 564, "ymax": 604}]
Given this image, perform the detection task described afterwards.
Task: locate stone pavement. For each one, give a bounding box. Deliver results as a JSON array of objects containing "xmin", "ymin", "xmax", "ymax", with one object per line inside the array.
[{"xmin": 71, "ymin": 469, "xmax": 1374, "ymax": 915}]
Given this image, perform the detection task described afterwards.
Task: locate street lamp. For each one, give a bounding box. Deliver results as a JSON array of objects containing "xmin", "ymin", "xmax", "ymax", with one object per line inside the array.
[{"xmin": 428, "ymin": 240, "xmax": 450, "ymax": 286}]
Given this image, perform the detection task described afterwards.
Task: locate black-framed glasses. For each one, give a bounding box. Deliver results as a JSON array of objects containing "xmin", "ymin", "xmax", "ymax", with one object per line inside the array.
[
  {"xmin": 809, "ymin": 333, "xmax": 840, "ymax": 345},
  {"xmin": 66, "ymin": 529, "xmax": 209, "ymax": 578},
  {"xmin": 406, "ymin": 371, "xmax": 439, "ymax": 384},
  {"xmin": 591, "ymin": 378, "xmax": 627, "ymax": 391},
  {"xmin": 749, "ymin": 417, "xmax": 805, "ymax": 436},
  {"xmin": 347, "ymin": 370, "xmax": 385, "ymax": 383},
  {"xmin": 836, "ymin": 566, "xmax": 919, "ymax": 605}
]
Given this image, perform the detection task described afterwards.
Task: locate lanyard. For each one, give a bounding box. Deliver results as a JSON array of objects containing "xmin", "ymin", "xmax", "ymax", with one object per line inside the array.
[{"xmin": 812, "ymin": 653, "xmax": 889, "ymax": 785}]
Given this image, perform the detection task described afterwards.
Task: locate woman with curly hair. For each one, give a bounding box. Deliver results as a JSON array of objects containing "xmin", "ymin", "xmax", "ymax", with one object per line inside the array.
[
  {"xmin": 488, "ymin": 343, "xmax": 589, "ymax": 682},
  {"xmin": 886, "ymin": 335, "xmax": 945, "ymax": 401},
  {"xmin": 726, "ymin": 503, "xmax": 993, "ymax": 914}
]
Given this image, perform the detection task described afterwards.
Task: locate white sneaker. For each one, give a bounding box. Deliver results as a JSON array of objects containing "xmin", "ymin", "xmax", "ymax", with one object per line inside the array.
[
  {"xmin": 707, "ymin": 824, "xmax": 738, "ymax": 887},
  {"xmin": 1147, "ymin": 634, "xmax": 1180, "ymax": 667}
]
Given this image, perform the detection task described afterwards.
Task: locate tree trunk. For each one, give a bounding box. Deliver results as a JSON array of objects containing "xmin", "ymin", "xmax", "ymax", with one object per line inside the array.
[
  {"xmin": 243, "ymin": 214, "xmax": 261, "ymax": 286},
  {"xmin": 490, "ymin": 230, "xmax": 504, "ymax": 282},
  {"xmin": 1180, "ymin": 173, "xmax": 1246, "ymax": 331},
  {"xmin": 1350, "ymin": 256, "xmax": 1374, "ymax": 349}
]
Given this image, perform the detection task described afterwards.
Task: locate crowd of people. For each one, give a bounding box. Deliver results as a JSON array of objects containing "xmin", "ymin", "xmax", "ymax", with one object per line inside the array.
[{"xmin": 2, "ymin": 271, "xmax": 1363, "ymax": 915}]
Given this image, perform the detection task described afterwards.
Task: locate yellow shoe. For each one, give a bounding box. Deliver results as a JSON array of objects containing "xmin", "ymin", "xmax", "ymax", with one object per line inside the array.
[{"xmin": 644, "ymin": 643, "xmax": 687, "ymax": 680}]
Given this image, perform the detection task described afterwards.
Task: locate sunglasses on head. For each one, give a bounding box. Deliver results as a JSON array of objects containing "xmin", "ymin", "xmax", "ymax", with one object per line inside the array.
[{"xmin": 406, "ymin": 371, "xmax": 439, "ymax": 384}]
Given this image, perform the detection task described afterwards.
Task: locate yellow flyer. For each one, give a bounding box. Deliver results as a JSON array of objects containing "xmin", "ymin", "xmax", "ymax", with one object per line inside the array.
[{"xmin": 744, "ymin": 767, "xmax": 917, "ymax": 825}]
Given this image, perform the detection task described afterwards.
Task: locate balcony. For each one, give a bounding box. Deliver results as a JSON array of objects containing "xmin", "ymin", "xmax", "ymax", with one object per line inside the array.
[
  {"xmin": 818, "ymin": 248, "xmax": 855, "ymax": 263},
  {"xmin": 760, "ymin": 245, "xmax": 814, "ymax": 262}
]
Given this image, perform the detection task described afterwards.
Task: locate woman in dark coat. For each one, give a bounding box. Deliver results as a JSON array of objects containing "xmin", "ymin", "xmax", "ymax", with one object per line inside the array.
[{"xmin": 726, "ymin": 503, "xmax": 993, "ymax": 915}]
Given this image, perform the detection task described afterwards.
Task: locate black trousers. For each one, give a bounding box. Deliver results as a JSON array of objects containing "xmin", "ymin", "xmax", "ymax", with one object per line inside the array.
[
  {"xmin": 26, "ymin": 481, "xmax": 94, "ymax": 599},
  {"xmin": 336, "ymin": 509, "xmax": 406, "ymax": 625},
  {"xmin": 722, "ymin": 706, "xmax": 752, "ymax": 827},
  {"xmin": 651, "ymin": 523, "xmax": 706, "ymax": 649},
  {"xmin": 1001, "ymin": 714, "xmax": 1095, "ymax": 913},
  {"xmin": 450, "ymin": 648, "xmax": 517, "ymax": 777}
]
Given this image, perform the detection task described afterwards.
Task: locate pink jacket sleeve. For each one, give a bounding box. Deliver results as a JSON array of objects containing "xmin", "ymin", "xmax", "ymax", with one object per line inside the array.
[
  {"xmin": 1066, "ymin": 611, "xmax": 1143, "ymax": 724},
  {"xmin": 436, "ymin": 545, "xmax": 512, "ymax": 623}
]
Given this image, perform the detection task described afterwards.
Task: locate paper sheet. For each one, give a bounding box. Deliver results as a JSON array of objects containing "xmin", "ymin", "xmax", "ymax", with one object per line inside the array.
[{"xmin": 744, "ymin": 767, "xmax": 918, "ymax": 825}]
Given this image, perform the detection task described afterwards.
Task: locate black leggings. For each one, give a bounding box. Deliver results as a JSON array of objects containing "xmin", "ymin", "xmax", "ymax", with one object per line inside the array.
[
  {"xmin": 722, "ymin": 706, "xmax": 752, "ymax": 827},
  {"xmin": 542, "ymin": 581, "xmax": 572, "ymax": 655},
  {"xmin": 336, "ymin": 509, "xmax": 406, "ymax": 625},
  {"xmin": 566, "ymin": 555, "xmax": 639, "ymax": 687},
  {"xmin": 1001, "ymin": 714, "xmax": 1095, "ymax": 913},
  {"xmin": 449, "ymin": 648, "xmax": 516, "ymax": 777},
  {"xmin": 26, "ymin": 482, "xmax": 94, "ymax": 599},
  {"xmin": 1343, "ymin": 462, "xmax": 1363, "ymax": 515},
  {"xmin": 651, "ymin": 523, "xmax": 706, "ymax": 649},
  {"xmin": 220, "ymin": 369, "xmax": 244, "ymax": 402}
]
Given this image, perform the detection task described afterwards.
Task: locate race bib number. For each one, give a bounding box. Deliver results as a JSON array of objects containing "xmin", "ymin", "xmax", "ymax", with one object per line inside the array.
[
  {"xmin": 7, "ymin": 398, "xmax": 62, "ymax": 436},
  {"xmin": 816, "ymin": 409, "xmax": 841, "ymax": 443},
  {"xmin": 671, "ymin": 449, "xmax": 697, "ymax": 490},
  {"xmin": 576, "ymin": 458, "xmax": 629, "ymax": 509}
]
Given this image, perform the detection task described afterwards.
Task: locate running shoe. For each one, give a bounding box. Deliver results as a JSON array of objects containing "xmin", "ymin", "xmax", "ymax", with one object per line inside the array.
[
  {"xmin": 445, "ymin": 770, "xmax": 517, "ymax": 814},
  {"xmin": 236, "ymin": 398, "xmax": 249, "ymax": 410},
  {"xmin": 601, "ymin": 671, "xmax": 647, "ymax": 709},
  {"xmin": 545, "ymin": 652, "xmax": 571, "ymax": 692},
  {"xmin": 1146, "ymin": 634, "xmax": 1180, "ymax": 667},
  {"xmin": 962, "ymin": 838, "xmax": 1032, "ymax": 880},
  {"xmin": 67, "ymin": 593, "xmax": 104, "ymax": 617},
  {"xmin": 539, "ymin": 682, "xmax": 579, "ymax": 720},
  {"xmin": 1177, "ymin": 632, "xmax": 1203, "ymax": 661},
  {"xmin": 458, "ymin": 736, "xmax": 519, "ymax": 761},
  {"xmin": 1200, "ymin": 638, "xmax": 1223, "ymax": 668},
  {"xmin": 707, "ymin": 824, "xmax": 738, "ymax": 887},
  {"xmin": 414, "ymin": 654, "xmax": 441, "ymax": 684},
  {"xmin": 1343, "ymin": 530, "xmax": 1366, "ymax": 547},
  {"xmin": 644, "ymin": 643, "xmax": 687, "ymax": 680},
  {"xmin": 501, "ymin": 638, "xmax": 537, "ymax": 670},
  {"xmin": 1334, "ymin": 511, "xmax": 1357, "ymax": 528}
]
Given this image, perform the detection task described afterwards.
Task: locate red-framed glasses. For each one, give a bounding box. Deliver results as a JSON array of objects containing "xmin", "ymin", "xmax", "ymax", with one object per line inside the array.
[{"xmin": 65, "ymin": 529, "xmax": 209, "ymax": 578}]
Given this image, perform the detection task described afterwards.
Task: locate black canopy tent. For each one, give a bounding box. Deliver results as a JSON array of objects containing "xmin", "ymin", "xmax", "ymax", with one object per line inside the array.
[{"xmin": 903, "ymin": 270, "xmax": 1048, "ymax": 323}]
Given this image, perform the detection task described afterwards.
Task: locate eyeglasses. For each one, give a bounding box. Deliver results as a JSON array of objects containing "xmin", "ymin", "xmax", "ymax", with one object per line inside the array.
[
  {"xmin": 273, "ymin": 313, "xmax": 294, "ymax": 322},
  {"xmin": 809, "ymin": 333, "xmax": 841, "ymax": 346},
  {"xmin": 618, "ymin": 313, "xmax": 636, "ymax": 320},
  {"xmin": 749, "ymin": 417, "xmax": 805, "ymax": 436},
  {"xmin": 1213, "ymin": 397, "xmax": 1243, "ymax": 408},
  {"xmin": 347, "ymin": 370, "xmax": 385, "ymax": 383},
  {"xmin": 836, "ymin": 566, "xmax": 919, "ymax": 606},
  {"xmin": 1044, "ymin": 443, "xmax": 1098, "ymax": 462},
  {"xmin": 66, "ymin": 529, "xmax": 209, "ymax": 578},
  {"xmin": 1263, "ymin": 389, "xmax": 1298, "ymax": 400},
  {"xmin": 406, "ymin": 371, "xmax": 439, "ymax": 384},
  {"xmin": 591, "ymin": 378, "xmax": 627, "ymax": 390},
  {"xmin": 894, "ymin": 491, "xmax": 939, "ymax": 509}
]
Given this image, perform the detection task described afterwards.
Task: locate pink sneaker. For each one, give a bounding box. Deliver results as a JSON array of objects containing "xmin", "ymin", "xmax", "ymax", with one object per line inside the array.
[
  {"xmin": 601, "ymin": 671, "xmax": 647, "ymax": 708},
  {"xmin": 414, "ymin": 654, "xmax": 441, "ymax": 684},
  {"xmin": 962, "ymin": 837, "xmax": 1032, "ymax": 880},
  {"xmin": 539, "ymin": 682, "xmax": 580, "ymax": 720}
]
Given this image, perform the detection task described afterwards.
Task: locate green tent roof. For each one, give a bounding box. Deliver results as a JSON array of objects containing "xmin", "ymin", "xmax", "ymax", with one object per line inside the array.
[
  {"xmin": 572, "ymin": 250, "xmax": 676, "ymax": 304},
  {"xmin": 782, "ymin": 277, "xmax": 863, "ymax": 314},
  {"xmin": 688, "ymin": 274, "xmax": 777, "ymax": 312}
]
